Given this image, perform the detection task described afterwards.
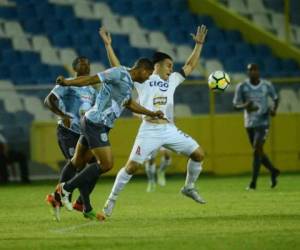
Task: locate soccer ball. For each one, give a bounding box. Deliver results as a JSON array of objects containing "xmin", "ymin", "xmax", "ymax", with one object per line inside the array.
[{"xmin": 208, "ymin": 71, "xmax": 230, "ymax": 91}]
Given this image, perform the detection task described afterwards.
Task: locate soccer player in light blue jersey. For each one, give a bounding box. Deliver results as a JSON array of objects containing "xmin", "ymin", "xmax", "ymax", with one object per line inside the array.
[
  {"xmin": 233, "ymin": 63, "xmax": 280, "ymax": 190},
  {"xmin": 55, "ymin": 59, "xmax": 164, "ymax": 220},
  {"xmin": 44, "ymin": 56, "xmax": 98, "ymax": 221}
]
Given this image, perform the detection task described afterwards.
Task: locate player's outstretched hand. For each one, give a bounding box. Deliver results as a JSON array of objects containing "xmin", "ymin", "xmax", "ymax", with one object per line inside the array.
[
  {"xmin": 56, "ymin": 75, "xmax": 66, "ymax": 86},
  {"xmin": 99, "ymin": 27, "xmax": 112, "ymax": 46},
  {"xmin": 191, "ymin": 25, "xmax": 208, "ymax": 44}
]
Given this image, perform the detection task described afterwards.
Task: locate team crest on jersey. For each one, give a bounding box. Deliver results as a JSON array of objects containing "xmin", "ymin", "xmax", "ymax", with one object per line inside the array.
[
  {"xmin": 136, "ymin": 146, "xmax": 141, "ymax": 155},
  {"xmin": 100, "ymin": 133, "xmax": 108, "ymax": 142},
  {"xmin": 149, "ymin": 80, "xmax": 169, "ymax": 91}
]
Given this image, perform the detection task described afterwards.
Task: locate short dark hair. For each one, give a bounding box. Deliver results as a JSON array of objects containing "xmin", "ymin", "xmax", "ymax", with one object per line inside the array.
[
  {"xmin": 134, "ymin": 58, "xmax": 154, "ymax": 71},
  {"xmin": 152, "ymin": 51, "xmax": 173, "ymax": 64},
  {"xmin": 72, "ymin": 56, "xmax": 89, "ymax": 70}
]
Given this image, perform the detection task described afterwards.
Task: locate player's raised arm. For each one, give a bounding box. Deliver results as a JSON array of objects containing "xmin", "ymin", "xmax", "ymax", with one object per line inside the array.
[
  {"xmin": 99, "ymin": 27, "xmax": 121, "ymax": 67},
  {"xmin": 124, "ymin": 99, "xmax": 164, "ymax": 119},
  {"xmin": 56, "ymin": 75, "xmax": 100, "ymax": 87},
  {"xmin": 182, "ymin": 25, "xmax": 208, "ymax": 77}
]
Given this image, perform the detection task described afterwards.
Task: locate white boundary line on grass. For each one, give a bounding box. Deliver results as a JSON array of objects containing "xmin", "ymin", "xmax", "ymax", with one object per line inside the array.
[{"xmin": 50, "ymin": 221, "xmax": 99, "ymax": 233}]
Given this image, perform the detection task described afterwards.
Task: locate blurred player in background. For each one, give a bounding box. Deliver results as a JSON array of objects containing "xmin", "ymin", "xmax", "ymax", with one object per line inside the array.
[
  {"xmin": 55, "ymin": 58, "xmax": 164, "ymax": 220},
  {"xmin": 156, "ymin": 148, "xmax": 171, "ymax": 186},
  {"xmin": 44, "ymin": 56, "xmax": 97, "ymax": 221},
  {"xmin": 144, "ymin": 147, "xmax": 171, "ymax": 192},
  {"xmin": 233, "ymin": 63, "xmax": 280, "ymax": 190},
  {"xmin": 0, "ymin": 132, "xmax": 30, "ymax": 184},
  {"xmin": 99, "ymin": 25, "xmax": 208, "ymax": 218}
]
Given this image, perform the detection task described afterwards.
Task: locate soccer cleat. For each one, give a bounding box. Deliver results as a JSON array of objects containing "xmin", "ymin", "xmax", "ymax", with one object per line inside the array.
[
  {"xmin": 73, "ymin": 201, "xmax": 84, "ymax": 212},
  {"xmin": 45, "ymin": 193, "xmax": 61, "ymax": 222},
  {"xmin": 271, "ymin": 169, "xmax": 280, "ymax": 188},
  {"xmin": 83, "ymin": 210, "xmax": 105, "ymax": 221},
  {"xmin": 157, "ymin": 169, "xmax": 166, "ymax": 186},
  {"xmin": 181, "ymin": 187, "xmax": 206, "ymax": 204},
  {"xmin": 146, "ymin": 181, "xmax": 156, "ymax": 192},
  {"xmin": 56, "ymin": 183, "xmax": 73, "ymax": 211},
  {"xmin": 102, "ymin": 199, "xmax": 116, "ymax": 217}
]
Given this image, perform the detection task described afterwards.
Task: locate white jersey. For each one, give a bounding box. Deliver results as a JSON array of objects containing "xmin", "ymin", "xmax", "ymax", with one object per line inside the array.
[{"xmin": 134, "ymin": 72, "xmax": 185, "ymax": 122}]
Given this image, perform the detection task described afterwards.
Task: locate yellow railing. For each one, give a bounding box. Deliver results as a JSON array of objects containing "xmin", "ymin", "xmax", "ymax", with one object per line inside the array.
[{"xmin": 31, "ymin": 114, "xmax": 300, "ymax": 176}]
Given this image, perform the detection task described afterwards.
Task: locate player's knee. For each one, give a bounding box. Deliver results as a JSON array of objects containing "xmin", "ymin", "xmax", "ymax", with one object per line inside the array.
[
  {"xmin": 125, "ymin": 160, "xmax": 140, "ymax": 175},
  {"xmin": 190, "ymin": 147, "xmax": 205, "ymax": 162}
]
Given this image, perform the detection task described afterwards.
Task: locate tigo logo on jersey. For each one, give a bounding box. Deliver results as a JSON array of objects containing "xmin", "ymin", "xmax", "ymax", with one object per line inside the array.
[{"xmin": 149, "ymin": 81, "xmax": 169, "ymax": 92}]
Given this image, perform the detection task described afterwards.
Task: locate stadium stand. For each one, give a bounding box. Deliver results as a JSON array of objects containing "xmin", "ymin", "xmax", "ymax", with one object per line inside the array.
[
  {"xmin": 220, "ymin": 0, "xmax": 300, "ymax": 45},
  {"xmin": 0, "ymin": 0, "xmax": 299, "ymax": 152}
]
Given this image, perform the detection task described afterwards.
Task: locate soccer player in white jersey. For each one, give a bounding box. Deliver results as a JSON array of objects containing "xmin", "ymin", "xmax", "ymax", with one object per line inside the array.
[{"xmin": 99, "ymin": 25, "xmax": 208, "ymax": 217}]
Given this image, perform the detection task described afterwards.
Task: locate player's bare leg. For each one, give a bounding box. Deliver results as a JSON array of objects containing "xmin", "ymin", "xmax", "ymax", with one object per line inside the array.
[{"xmin": 181, "ymin": 146, "xmax": 206, "ymax": 204}]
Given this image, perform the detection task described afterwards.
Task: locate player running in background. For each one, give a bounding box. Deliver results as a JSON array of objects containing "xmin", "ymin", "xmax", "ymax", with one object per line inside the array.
[
  {"xmin": 99, "ymin": 25, "xmax": 208, "ymax": 218},
  {"xmin": 233, "ymin": 63, "xmax": 280, "ymax": 190},
  {"xmin": 55, "ymin": 59, "xmax": 164, "ymax": 220},
  {"xmin": 44, "ymin": 56, "xmax": 97, "ymax": 221}
]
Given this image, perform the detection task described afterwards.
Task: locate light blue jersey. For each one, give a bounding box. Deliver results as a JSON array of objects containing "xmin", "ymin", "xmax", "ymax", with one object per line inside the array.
[
  {"xmin": 233, "ymin": 79, "xmax": 278, "ymax": 128},
  {"xmin": 85, "ymin": 66, "xmax": 133, "ymax": 128},
  {"xmin": 51, "ymin": 84, "xmax": 96, "ymax": 133}
]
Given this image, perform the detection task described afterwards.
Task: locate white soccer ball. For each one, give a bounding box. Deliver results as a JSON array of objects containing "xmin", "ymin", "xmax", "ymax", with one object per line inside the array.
[{"xmin": 208, "ymin": 70, "xmax": 230, "ymax": 91}]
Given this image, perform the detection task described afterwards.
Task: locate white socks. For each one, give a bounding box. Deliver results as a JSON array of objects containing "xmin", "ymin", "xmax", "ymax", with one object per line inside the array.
[
  {"xmin": 145, "ymin": 162, "xmax": 156, "ymax": 183},
  {"xmin": 108, "ymin": 167, "xmax": 132, "ymax": 201},
  {"xmin": 185, "ymin": 159, "xmax": 202, "ymax": 189}
]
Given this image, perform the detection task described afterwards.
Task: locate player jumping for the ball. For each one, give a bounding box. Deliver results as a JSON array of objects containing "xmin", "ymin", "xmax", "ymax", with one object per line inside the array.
[{"xmin": 99, "ymin": 25, "xmax": 208, "ymax": 218}]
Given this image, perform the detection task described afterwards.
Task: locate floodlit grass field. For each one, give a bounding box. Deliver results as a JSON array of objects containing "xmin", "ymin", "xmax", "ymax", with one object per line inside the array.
[{"xmin": 0, "ymin": 174, "xmax": 300, "ymax": 250}]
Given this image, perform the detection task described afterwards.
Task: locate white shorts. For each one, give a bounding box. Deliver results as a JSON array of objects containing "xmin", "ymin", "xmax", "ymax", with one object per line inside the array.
[{"xmin": 129, "ymin": 121, "xmax": 199, "ymax": 164}]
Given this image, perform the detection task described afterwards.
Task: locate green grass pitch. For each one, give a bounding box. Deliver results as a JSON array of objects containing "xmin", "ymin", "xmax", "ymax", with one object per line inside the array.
[{"xmin": 0, "ymin": 174, "xmax": 299, "ymax": 250}]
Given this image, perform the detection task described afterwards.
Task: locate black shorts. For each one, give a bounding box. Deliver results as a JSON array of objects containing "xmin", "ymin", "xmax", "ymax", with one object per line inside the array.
[
  {"xmin": 79, "ymin": 117, "xmax": 111, "ymax": 149},
  {"xmin": 246, "ymin": 126, "xmax": 269, "ymax": 147},
  {"xmin": 57, "ymin": 124, "xmax": 80, "ymax": 159}
]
